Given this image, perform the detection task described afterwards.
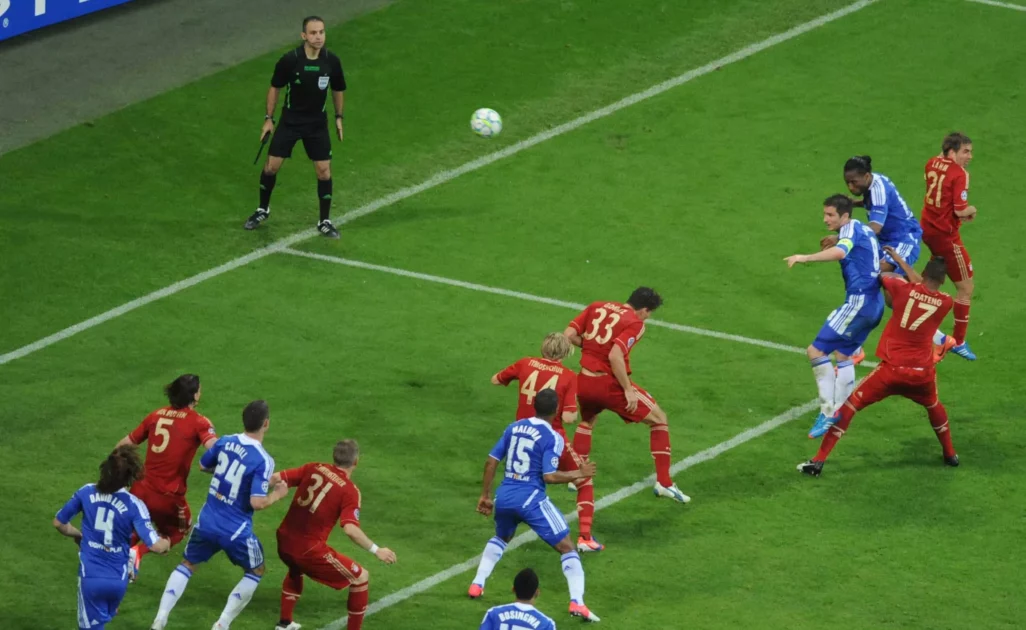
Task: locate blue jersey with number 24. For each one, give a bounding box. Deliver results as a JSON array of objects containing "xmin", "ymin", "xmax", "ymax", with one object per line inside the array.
[{"xmin": 196, "ymin": 434, "xmax": 275, "ymax": 536}]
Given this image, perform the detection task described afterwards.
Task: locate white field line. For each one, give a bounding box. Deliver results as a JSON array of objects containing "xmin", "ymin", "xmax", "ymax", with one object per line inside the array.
[
  {"xmin": 0, "ymin": 0, "xmax": 878, "ymax": 368},
  {"xmin": 965, "ymin": 0, "xmax": 1026, "ymax": 12},
  {"xmin": 319, "ymin": 398, "xmax": 820, "ymax": 630},
  {"xmin": 280, "ymin": 247, "xmax": 880, "ymax": 368}
]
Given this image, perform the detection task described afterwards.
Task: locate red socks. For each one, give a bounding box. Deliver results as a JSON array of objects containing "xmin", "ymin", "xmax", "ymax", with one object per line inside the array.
[
  {"xmin": 347, "ymin": 582, "xmax": 369, "ymax": 630},
  {"xmin": 573, "ymin": 424, "xmax": 593, "ymax": 459},
  {"xmin": 650, "ymin": 424, "xmax": 673, "ymax": 487},
  {"xmin": 814, "ymin": 404, "xmax": 856, "ymax": 462},
  {"xmin": 575, "ymin": 477, "xmax": 595, "ymax": 539},
  {"xmin": 279, "ymin": 572, "xmax": 303, "ymax": 625},
  {"xmin": 927, "ymin": 403, "xmax": 957, "ymax": 457},
  {"xmin": 953, "ymin": 299, "xmax": 971, "ymax": 344}
]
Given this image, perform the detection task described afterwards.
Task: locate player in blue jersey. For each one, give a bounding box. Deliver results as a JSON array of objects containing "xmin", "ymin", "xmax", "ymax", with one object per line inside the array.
[
  {"xmin": 785, "ymin": 194, "xmax": 884, "ymax": 439},
  {"xmin": 480, "ymin": 568, "xmax": 557, "ymax": 630},
  {"xmin": 151, "ymin": 400, "xmax": 290, "ymax": 630},
  {"xmin": 54, "ymin": 445, "xmax": 171, "ymax": 630},
  {"xmin": 470, "ymin": 389, "xmax": 600, "ymax": 622}
]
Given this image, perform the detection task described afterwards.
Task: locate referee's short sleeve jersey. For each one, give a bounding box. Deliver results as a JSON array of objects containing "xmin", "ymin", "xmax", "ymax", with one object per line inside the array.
[{"xmin": 271, "ymin": 47, "xmax": 346, "ymax": 123}]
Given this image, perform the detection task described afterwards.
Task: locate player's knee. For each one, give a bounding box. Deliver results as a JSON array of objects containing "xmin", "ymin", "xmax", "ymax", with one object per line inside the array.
[
  {"xmin": 553, "ymin": 537, "xmax": 574, "ymax": 554},
  {"xmin": 352, "ymin": 568, "xmax": 369, "ymax": 586},
  {"xmin": 955, "ymin": 279, "xmax": 974, "ymax": 299},
  {"xmin": 249, "ymin": 565, "xmax": 265, "ymax": 577},
  {"xmin": 807, "ymin": 345, "xmax": 825, "ymax": 360},
  {"xmin": 646, "ymin": 407, "xmax": 667, "ymax": 427},
  {"xmin": 315, "ymin": 163, "xmax": 331, "ymax": 180}
]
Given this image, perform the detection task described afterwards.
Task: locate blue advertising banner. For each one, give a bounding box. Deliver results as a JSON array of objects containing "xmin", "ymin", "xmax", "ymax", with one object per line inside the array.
[{"xmin": 0, "ymin": 0, "xmax": 139, "ymax": 42}]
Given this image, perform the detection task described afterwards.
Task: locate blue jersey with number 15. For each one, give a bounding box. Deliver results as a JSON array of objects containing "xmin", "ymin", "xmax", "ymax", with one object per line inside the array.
[
  {"xmin": 489, "ymin": 418, "xmax": 564, "ymax": 507},
  {"xmin": 196, "ymin": 434, "xmax": 274, "ymax": 536}
]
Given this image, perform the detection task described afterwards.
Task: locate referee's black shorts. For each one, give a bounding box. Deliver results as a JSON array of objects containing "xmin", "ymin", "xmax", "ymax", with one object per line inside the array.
[{"xmin": 269, "ymin": 115, "xmax": 332, "ymax": 161}]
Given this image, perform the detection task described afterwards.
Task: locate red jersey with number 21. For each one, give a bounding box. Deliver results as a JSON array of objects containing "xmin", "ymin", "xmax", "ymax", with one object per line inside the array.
[
  {"xmin": 921, "ymin": 157, "xmax": 969, "ymax": 237},
  {"xmin": 569, "ymin": 301, "xmax": 646, "ymax": 375},
  {"xmin": 129, "ymin": 406, "xmax": 217, "ymax": 495},
  {"xmin": 277, "ymin": 463, "xmax": 362, "ymax": 547},
  {"xmin": 876, "ymin": 276, "xmax": 953, "ymax": 369},
  {"xmin": 495, "ymin": 357, "xmax": 578, "ymax": 430}
]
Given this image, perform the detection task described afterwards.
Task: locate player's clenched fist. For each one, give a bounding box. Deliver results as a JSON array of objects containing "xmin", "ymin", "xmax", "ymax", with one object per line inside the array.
[{"xmin": 476, "ymin": 496, "xmax": 494, "ymax": 516}]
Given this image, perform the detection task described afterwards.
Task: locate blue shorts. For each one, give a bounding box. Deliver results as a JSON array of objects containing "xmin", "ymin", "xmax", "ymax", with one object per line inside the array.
[
  {"xmin": 184, "ymin": 525, "xmax": 265, "ymax": 571},
  {"xmin": 494, "ymin": 493, "xmax": 570, "ymax": 547},
  {"xmin": 812, "ymin": 293, "xmax": 884, "ymax": 356},
  {"xmin": 78, "ymin": 576, "xmax": 127, "ymax": 630},
  {"xmin": 880, "ymin": 238, "xmax": 920, "ymax": 275}
]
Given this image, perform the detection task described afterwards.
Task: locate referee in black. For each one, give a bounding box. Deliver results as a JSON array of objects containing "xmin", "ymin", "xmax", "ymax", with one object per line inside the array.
[{"xmin": 246, "ymin": 16, "xmax": 346, "ymax": 238}]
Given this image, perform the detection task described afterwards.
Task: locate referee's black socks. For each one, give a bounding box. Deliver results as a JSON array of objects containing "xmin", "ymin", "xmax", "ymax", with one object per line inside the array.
[
  {"xmin": 259, "ymin": 172, "xmax": 277, "ymax": 211},
  {"xmin": 317, "ymin": 178, "xmax": 333, "ymax": 222}
]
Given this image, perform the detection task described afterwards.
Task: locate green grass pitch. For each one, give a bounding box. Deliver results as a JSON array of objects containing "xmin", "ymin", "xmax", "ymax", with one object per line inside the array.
[{"xmin": 2, "ymin": 0, "xmax": 1025, "ymax": 628}]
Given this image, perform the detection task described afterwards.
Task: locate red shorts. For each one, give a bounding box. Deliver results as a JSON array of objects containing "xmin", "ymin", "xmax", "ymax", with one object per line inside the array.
[
  {"xmin": 577, "ymin": 373, "xmax": 657, "ymax": 424},
  {"xmin": 922, "ymin": 232, "xmax": 973, "ymax": 282},
  {"xmin": 277, "ymin": 534, "xmax": 364, "ymax": 590},
  {"xmin": 849, "ymin": 363, "xmax": 939, "ymax": 410},
  {"xmin": 131, "ymin": 481, "xmax": 191, "ymax": 545}
]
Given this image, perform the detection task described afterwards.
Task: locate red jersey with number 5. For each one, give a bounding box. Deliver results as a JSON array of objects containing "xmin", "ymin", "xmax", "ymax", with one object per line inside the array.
[
  {"xmin": 128, "ymin": 407, "xmax": 217, "ymax": 495},
  {"xmin": 876, "ymin": 276, "xmax": 953, "ymax": 368},
  {"xmin": 568, "ymin": 301, "xmax": 646, "ymax": 375},
  {"xmin": 495, "ymin": 357, "xmax": 578, "ymax": 430},
  {"xmin": 277, "ymin": 463, "xmax": 362, "ymax": 546},
  {"xmin": 921, "ymin": 157, "xmax": 969, "ymax": 237}
]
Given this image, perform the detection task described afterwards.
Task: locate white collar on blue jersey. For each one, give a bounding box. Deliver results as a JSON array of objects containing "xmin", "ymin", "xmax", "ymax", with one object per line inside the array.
[{"xmin": 237, "ymin": 433, "xmax": 261, "ymax": 446}]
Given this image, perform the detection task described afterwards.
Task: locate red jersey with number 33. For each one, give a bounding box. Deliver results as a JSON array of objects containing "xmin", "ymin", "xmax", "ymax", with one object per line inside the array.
[
  {"xmin": 876, "ymin": 276, "xmax": 953, "ymax": 368},
  {"xmin": 568, "ymin": 301, "xmax": 646, "ymax": 375},
  {"xmin": 129, "ymin": 407, "xmax": 217, "ymax": 495},
  {"xmin": 495, "ymin": 357, "xmax": 578, "ymax": 430},
  {"xmin": 277, "ymin": 462, "xmax": 361, "ymax": 546},
  {"xmin": 921, "ymin": 157, "xmax": 969, "ymax": 237}
]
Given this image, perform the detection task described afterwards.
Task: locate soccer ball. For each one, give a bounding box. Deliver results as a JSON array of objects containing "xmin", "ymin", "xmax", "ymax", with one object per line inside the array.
[{"xmin": 470, "ymin": 108, "xmax": 502, "ymax": 138}]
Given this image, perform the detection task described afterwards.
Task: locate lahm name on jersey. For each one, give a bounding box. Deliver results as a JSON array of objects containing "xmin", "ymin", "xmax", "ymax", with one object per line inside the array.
[
  {"xmin": 88, "ymin": 492, "xmax": 129, "ymax": 515},
  {"xmin": 527, "ymin": 359, "xmax": 563, "ymax": 373},
  {"xmin": 909, "ymin": 289, "xmax": 944, "ymax": 307},
  {"xmin": 498, "ymin": 609, "xmax": 544, "ymax": 628}
]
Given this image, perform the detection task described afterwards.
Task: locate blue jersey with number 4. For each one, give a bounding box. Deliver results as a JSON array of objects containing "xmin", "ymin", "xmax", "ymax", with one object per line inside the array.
[
  {"xmin": 489, "ymin": 418, "xmax": 564, "ymax": 507},
  {"xmin": 196, "ymin": 434, "xmax": 274, "ymax": 536},
  {"xmin": 480, "ymin": 602, "xmax": 557, "ymax": 630},
  {"xmin": 864, "ymin": 172, "xmax": 922, "ymax": 247},
  {"xmin": 55, "ymin": 484, "xmax": 160, "ymax": 580},
  {"xmin": 835, "ymin": 219, "xmax": 882, "ymax": 296}
]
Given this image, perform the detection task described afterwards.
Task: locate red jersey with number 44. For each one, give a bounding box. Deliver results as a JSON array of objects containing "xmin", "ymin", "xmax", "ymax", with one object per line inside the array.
[
  {"xmin": 569, "ymin": 301, "xmax": 646, "ymax": 375},
  {"xmin": 495, "ymin": 357, "xmax": 578, "ymax": 430},
  {"xmin": 277, "ymin": 463, "xmax": 362, "ymax": 546},
  {"xmin": 921, "ymin": 157, "xmax": 969, "ymax": 236},
  {"xmin": 876, "ymin": 276, "xmax": 953, "ymax": 368},
  {"xmin": 129, "ymin": 407, "xmax": 217, "ymax": 495}
]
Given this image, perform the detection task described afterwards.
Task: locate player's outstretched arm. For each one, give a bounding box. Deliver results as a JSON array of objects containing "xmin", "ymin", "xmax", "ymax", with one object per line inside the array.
[
  {"xmin": 784, "ymin": 247, "xmax": 845, "ymax": 268},
  {"xmin": 544, "ymin": 458, "xmax": 596, "ymax": 485},
  {"xmin": 343, "ymin": 523, "xmax": 397, "ymax": 564},
  {"xmin": 250, "ymin": 480, "xmax": 290, "ymax": 511},
  {"xmin": 563, "ymin": 326, "xmax": 583, "ymax": 348}
]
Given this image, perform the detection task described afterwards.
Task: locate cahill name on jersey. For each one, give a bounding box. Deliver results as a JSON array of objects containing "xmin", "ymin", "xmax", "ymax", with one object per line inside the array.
[{"xmin": 197, "ymin": 434, "xmax": 274, "ymax": 535}]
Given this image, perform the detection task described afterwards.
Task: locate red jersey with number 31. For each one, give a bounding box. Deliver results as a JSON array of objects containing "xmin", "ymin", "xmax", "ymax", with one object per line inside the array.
[
  {"xmin": 921, "ymin": 157, "xmax": 969, "ymax": 237},
  {"xmin": 568, "ymin": 301, "xmax": 646, "ymax": 375},
  {"xmin": 277, "ymin": 463, "xmax": 362, "ymax": 546},
  {"xmin": 495, "ymin": 357, "xmax": 578, "ymax": 430},
  {"xmin": 876, "ymin": 276, "xmax": 953, "ymax": 368},
  {"xmin": 129, "ymin": 407, "xmax": 217, "ymax": 495}
]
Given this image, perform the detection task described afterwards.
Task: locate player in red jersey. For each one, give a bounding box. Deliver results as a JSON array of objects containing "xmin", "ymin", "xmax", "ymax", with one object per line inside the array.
[
  {"xmin": 798, "ymin": 250, "xmax": 959, "ymax": 476},
  {"xmin": 272, "ymin": 440, "xmax": 396, "ymax": 630},
  {"xmin": 921, "ymin": 132, "xmax": 978, "ymax": 362},
  {"xmin": 115, "ymin": 374, "xmax": 217, "ymax": 579},
  {"xmin": 493, "ymin": 333, "xmax": 603, "ymax": 552},
  {"xmin": 564, "ymin": 287, "xmax": 690, "ymax": 503}
]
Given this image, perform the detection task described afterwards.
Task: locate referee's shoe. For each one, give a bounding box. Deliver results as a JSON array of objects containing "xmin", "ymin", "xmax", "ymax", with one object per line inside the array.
[{"xmin": 244, "ymin": 208, "xmax": 340, "ymax": 239}]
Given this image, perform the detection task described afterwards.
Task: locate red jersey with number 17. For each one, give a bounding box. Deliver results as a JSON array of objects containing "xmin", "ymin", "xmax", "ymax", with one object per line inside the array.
[
  {"xmin": 876, "ymin": 276, "xmax": 953, "ymax": 368},
  {"xmin": 495, "ymin": 357, "xmax": 578, "ymax": 430},
  {"xmin": 277, "ymin": 463, "xmax": 362, "ymax": 546},
  {"xmin": 921, "ymin": 156, "xmax": 969, "ymax": 237},
  {"xmin": 128, "ymin": 406, "xmax": 217, "ymax": 495},
  {"xmin": 568, "ymin": 301, "xmax": 646, "ymax": 375}
]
